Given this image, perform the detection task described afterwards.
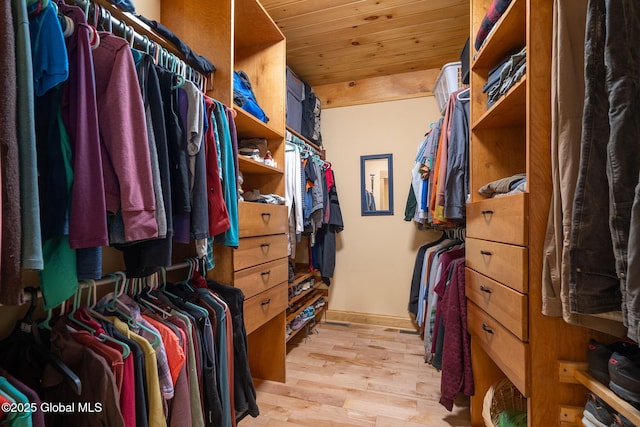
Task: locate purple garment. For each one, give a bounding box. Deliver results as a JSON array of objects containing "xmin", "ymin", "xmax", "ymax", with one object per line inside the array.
[
  {"xmin": 173, "ymin": 88, "xmax": 191, "ymax": 243},
  {"xmin": 0, "ymin": 369, "xmax": 45, "ymax": 427},
  {"xmin": 431, "ymin": 247, "xmax": 465, "ymax": 356},
  {"xmin": 439, "ymin": 260, "xmax": 474, "ymax": 411},
  {"xmin": 57, "ymin": 1, "xmax": 108, "ymax": 249},
  {"xmin": 92, "ymin": 33, "xmax": 158, "ymax": 242},
  {"xmin": 225, "ymin": 106, "xmax": 240, "ymax": 199}
]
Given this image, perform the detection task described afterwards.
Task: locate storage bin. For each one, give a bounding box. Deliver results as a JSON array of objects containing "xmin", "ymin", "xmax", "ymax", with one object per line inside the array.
[
  {"xmin": 433, "ymin": 61, "xmax": 462, "ymax": 115},
  {"xmin": 286, "ymin": 66, "xmax": 304, "ymax": 132},
  {"xmin": 482, "ymin": 378, "xmax": 527, "ymax": 427}
]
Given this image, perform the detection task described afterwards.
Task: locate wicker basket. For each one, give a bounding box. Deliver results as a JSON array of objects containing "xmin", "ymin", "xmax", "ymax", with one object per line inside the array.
[{"xmin": 482, "ymin": 378, "xmax": 527, "ymax": 427}]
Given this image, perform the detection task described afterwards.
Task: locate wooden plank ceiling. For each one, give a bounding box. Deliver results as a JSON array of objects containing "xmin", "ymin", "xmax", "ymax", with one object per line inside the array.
[{"xmin": 260, "ymin": 0, "xmax": 470, "ymax": 89}]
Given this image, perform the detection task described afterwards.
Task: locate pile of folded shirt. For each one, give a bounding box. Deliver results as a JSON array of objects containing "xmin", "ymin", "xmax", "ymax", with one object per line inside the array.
[{"xmin": 482, "ymin": 47, "xmax": 526, "ymax": 108}]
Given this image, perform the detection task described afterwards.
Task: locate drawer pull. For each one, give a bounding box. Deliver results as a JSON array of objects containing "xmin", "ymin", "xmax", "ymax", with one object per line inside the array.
[
  {"xmin": 260, "ymin": 243, "xmax": 271, "ymax": 249},
  {"xmin": 479, "ymin": 285, "xmax": 493, "ymax": 294},
  {"xmin": 481, "ymin": 209, "xmax": 494, "ymax": 215},
  {"xmin": 481, "ymin": 323, "xmax": 495, "ymax": 335},
  {"xmin": 261, "ymin": 298, "xmax": 271, "ymax": 306},
  {"xmin": 480, "ymin": 250, "xmax": 493, "ymax": 256},
  {"xmin": 261, "ymin": 270, "xmax": 271, "ymax": 277},
  {"xmin": 261, "ymin": 212, "xmax": 271, "ymax": 221}
]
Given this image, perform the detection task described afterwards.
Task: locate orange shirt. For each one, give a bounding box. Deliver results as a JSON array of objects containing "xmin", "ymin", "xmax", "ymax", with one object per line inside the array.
[{"xmin": 142, "ymin": 315, "xmax": 186, "ymax": 386}]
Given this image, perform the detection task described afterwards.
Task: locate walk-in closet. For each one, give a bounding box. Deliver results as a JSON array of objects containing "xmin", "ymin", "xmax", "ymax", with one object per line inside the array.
[{"xmin": 1, "ymin": 0, "xmax": 639, "ymax": 426}]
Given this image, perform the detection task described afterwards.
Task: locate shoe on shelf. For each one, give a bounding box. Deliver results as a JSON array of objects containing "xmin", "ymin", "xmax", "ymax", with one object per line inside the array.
[
  {"xmin": 588, "ymin": 339, "xmax": 640, "ymax": 385},
  {"xmin": 581, "ymin": 393, "xmax": 613, "ymax": 427},
  {"xmin": 609, "ymin": 352, "xmax": 640, "ymax": 406},
  {"xmin": 291, "ymin": 314, "xmax": 305, "ymax": 331},
  {"xmin": 314, "ymin": 297, "xmax": 326, "ymax": 310},
  {"xmin": 301, "ymin": 306, "xmax": 315, "ymax": 321},
  {"xmin": 611, "ymin": 413, "xmax": 635, "ymax": 427}
]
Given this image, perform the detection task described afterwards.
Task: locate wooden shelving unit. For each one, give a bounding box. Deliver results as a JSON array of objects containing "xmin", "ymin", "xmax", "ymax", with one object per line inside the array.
[
  {"xmin": 162, "ymin": 0, "xmax": 288, "ymax": 383},
  {"xmin": 466, "ymin": 0, "xmax": 611, "ymax": 425},
  {"xmin": 286, "ymin": 269, "xmax": 328, "ymax": 343},
  {"xmin": 559, "ymin": 361, "xmax": 640, "ymax": 426}
]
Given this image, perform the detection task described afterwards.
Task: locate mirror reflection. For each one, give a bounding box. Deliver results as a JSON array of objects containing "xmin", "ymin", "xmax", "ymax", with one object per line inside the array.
[{"xmin": 361, "ymin": 154, "xmax": 394, "ymax": 216}]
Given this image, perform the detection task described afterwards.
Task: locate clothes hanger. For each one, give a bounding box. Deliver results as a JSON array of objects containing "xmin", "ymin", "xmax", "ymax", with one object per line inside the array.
[
  {"xmin": 66, "ymin": 281, "xmax": 132, "ymax": 359},
  {"xmin": 456, "ymin": 87, "xmax": 470, "ymax": 101},
  {"xmin": 5, "ymin": 287, "xmax": 83, "ymax": 396},
  {"xmin": 171, "ymin": 55, "xmax": 186, "ymax": 90}
]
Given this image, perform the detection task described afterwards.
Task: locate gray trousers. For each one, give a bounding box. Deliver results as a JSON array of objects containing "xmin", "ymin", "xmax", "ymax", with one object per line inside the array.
[
  {"xmin": 542, "ymin": 0, "xmax": 627, "ymax": 336},
  {"xmin": 568, "ymin": 0, "xmax": 640, "ymax": 341}
]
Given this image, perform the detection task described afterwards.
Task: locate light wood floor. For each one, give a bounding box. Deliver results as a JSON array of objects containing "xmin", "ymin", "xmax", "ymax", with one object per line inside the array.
[{"xmin": 241, "ymin": 321, "xmax": 472, "ymax": 427}]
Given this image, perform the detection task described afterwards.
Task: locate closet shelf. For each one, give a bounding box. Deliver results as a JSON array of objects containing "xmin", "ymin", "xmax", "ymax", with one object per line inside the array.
[
  {"xmin": 287, "ymin": 293, "xmax": 326, "ymax": 323},
  {"xmin": 472, "ymin": 77, "xmax": 526, "ymax": 130},
  {"xmin": 234, "ymin": 108, "xmax": 285, "ymax": 140},
  {"xmin": 291, "ymin": 268, "xmax": 320, "ymax": 286},
  {"xmin": 238, "ymin": 156, "xmax": 284, "ymax": 175},
  {"xmin": 472, "ymin": 0, "xmax": 526, "ymax": 70},
  {"xmin": 286, "ymin": 304, "xmax": 327, "ymax": 343},
  {"xmin": 288, "ymin": 281, "xmax": 321, "ymax": 307},
  {"xmin": 559, "ymin": 361, "xmax": 640, "ymax": 426}
]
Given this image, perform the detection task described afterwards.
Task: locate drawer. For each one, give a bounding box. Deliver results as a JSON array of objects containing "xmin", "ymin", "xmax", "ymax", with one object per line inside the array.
[
  {"xmin": 466, "ymin": 237, "xmax": 528, "ymax": 293},
  {"xmin": 234, "ymin": 258, "xmax": 288, "ymax": 299},
  {"xmin": 239, "ymin": 202, "xmax": 287, "ymax": 237},
  {"xmin": 468, "ymin": 302, "xmax": 529, "ymax": 396},
  {"xmin": 466, "ymin": 268, "xmax": 528, "ymax": 340},
  {"xmin": 466, "ymin": 193, "xmax": 528, "ymax": 246},
  {"xmin": 234, "ymin": 234, "xmax": 288, "ymax": 271},
  {"xmin": 244, "ymin": 281, "xmax": 288, "ymax": 334}
]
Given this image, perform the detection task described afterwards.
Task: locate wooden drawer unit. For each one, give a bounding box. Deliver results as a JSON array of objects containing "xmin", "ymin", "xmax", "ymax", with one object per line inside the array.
[
  {"xmin": 466, "ymin": 268, "xmax": 528, "ymax": 340},
  {"xmin": 244, "ymin": 281, "xmax": 288, "ymax": 334},
  {"xmin": 234, "ymin": 234, "xmax": 288, "ymax": 270},
  {"xmin": 466, "ymin": 193, "xmax": 528, "ymax": 246},
  {"xmin": 238, "ymin": 202, "xmax": 287, "ymax": 237},
  {"xmin": 465, "ymin": 237, "xmax": 528, "ymax": 293},
  {"xmin": 234, "ymin": 258, "xmax": 288, "ymax": 299},
  {"xmin": 468, "ymin": 301, "xmax": 529, "ymax": 396}
]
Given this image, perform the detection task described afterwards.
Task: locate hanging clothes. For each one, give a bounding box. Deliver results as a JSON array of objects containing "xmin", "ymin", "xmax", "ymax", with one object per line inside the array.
[{"xmin": 0, "ymin": 0, "xmax": 20, "ymax": 305}]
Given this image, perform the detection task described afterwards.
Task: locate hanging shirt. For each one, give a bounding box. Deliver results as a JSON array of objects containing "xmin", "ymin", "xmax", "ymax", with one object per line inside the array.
[
  {"xmin": 213, "ymin": 100, "xmax": 239, "ymax": 248},
  {"xmin": 56, "ymin": 0, "xmax": 108, "ymax": 249},
  {"xmin": 92, "ymin": 32, "xmax": 158, "ymax": 242},
  {"xmin": 13, "ymin": 0, "xmax": 43, "ymax": 271}
]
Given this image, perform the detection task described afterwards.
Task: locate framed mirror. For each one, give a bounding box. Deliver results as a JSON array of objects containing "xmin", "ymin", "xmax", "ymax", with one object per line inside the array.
[{"xmin": 360, "ymin": 154, "xmax": 394, "ymax": 216}]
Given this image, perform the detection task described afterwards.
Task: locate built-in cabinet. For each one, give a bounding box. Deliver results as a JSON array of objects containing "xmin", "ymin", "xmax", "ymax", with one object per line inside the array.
[
  {"xmin": 162, "ymin": 0, "xmax": 288, "ymax": 382},
  {"xmin": 466, "ymin": 0, "xmax": 614, "ymax": 425}
]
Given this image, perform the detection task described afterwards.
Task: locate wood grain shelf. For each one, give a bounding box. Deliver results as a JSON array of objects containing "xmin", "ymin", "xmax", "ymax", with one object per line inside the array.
[
  {"xmin": 234, "ymin": 108, "xmax": 285, "ymax": 140},
  {"xmin": 238, "ymin": 156, "xmax": 284, "ymax": 174},
  {"xmin": 286, "ymin": 304, "xmax": 327, "ymax": 343},
  {"xmin": 472, "ymin": 0, "xmax": 526, "ymax": 70},
  {"xmin": 559, "ymin": 361, "xmax": 640, "ymax": 427},
  {"xmin": 472, "ymin": 76, "xmax": 526, "ymax": 130}
]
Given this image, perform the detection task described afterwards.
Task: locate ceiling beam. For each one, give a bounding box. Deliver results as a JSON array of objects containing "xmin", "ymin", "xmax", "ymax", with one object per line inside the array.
[{"xmin": 314, "ymin": 68, "xmax": 441, "ymax": 108}]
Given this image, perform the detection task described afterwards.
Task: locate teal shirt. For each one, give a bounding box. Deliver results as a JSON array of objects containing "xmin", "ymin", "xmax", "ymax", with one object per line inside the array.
[
  {"xmin": 212, "ymin": 100, "xmax": 239, "ymax": 248},
  {"xmin": 12, "ymin": 0, "xmax": 43, "ymax": 270},
  {"xmin": 0, "ymin": 377, "xmax": 33, "ymax": 427}
]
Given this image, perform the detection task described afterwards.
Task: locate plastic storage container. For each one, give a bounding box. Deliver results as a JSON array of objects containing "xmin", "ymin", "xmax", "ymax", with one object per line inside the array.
[{"xmin": 433, "ymin": 61, "xmax": 462, "ymax": 115}]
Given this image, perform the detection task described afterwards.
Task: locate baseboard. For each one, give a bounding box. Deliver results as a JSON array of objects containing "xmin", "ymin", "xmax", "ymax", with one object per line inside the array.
[{"xmin": 324, "ymin": 309, "xmax": 418, "ymax": 331}]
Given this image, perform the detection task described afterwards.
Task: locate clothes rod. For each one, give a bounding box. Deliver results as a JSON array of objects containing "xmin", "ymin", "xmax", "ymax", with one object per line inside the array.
[
  {"xmin": 68, "ymin": 0, "xmax": 209, "ymax": 87},
  {"xmin": 13, "ymin": 260, "xmax": 196, "ymax": 306}
]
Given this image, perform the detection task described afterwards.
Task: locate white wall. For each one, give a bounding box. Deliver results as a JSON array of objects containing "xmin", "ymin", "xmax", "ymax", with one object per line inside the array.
[
  {"xmin": 136, "ymin": 0, "xmax": 160, "ymax": 20},
  {"xmin": 321, "ymin": 97, "xmax": 443, "ymax": 324}
]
